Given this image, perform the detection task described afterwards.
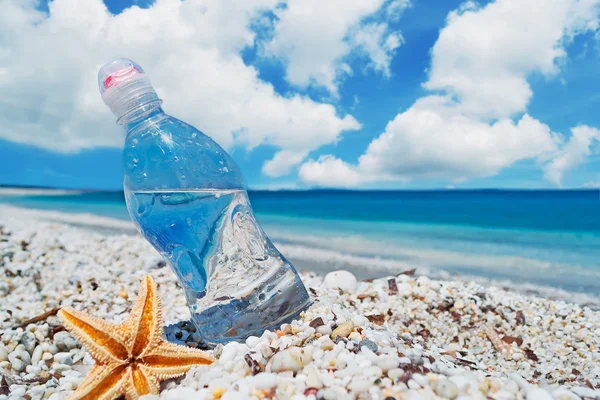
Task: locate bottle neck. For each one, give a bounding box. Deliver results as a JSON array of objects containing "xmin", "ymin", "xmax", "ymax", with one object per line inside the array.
[{"xmin": 124, "ymin": 105, "xmax": 166, "ymax": 135}]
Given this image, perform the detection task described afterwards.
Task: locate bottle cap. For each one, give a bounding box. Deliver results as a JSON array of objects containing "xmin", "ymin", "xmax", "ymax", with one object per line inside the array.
[
  {"xmin": 98, "ymin": 58, "xmax": 145, "ymax": 94},
  {"xmin": 98, "ymin": 58, "xmax": 161, "ymax": 124}
]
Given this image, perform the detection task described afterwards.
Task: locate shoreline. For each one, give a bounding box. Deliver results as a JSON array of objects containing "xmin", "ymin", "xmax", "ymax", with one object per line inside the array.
[
  {"xmin": 0, "ymin": 188, "xmax": 81, "ymax": 196},
  {"xmin": 0, "ymin": 204, "xmax": 598, "ymax": 310}
]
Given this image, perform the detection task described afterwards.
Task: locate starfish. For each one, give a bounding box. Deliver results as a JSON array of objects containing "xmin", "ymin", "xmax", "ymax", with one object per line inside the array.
[{"xmin": 58, "ymin": 275, "xmax": 214, "ymax": 400}]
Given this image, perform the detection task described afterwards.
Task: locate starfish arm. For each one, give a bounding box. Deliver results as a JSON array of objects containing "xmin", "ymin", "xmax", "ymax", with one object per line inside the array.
[
  {"xmin": 58, "ymin": 308, "xmax": 130, "ymax": 364},
  {"xmin": 122, "ymin": 364, "xmax": 161, "ymax": 400},
  {"xmin": 142, "ymin": 341, "xmax": 214, "ymax": 380},
  {"xmin": 68, "ymin": 365, "xmax": 110, "ymax": 398},
  {"xmin": 66, "ymin": 364, "xmax": 129, "ymax": 400},
  {"xmin": 127, "ymin": 275, "xmax": 164, "ymax": 358}
]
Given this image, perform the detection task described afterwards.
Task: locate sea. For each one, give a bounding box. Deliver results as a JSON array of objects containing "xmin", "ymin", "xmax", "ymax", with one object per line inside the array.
[{"xmin": 1, "ymin": 189, "xmax": 600, "ymax": 297}]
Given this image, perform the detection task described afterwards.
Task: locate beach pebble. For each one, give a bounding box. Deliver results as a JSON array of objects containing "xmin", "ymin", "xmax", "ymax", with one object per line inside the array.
[
  {"xmin": 53, "ymin": 352, "xmax": 73, "ymax": 366},
  {"xmin": 324, "ymin": 271, "xmax": 357, "ymax": 293},
  {"xmin": 53, "ymin": 332, "xmax": 79, "ymax": 351},
  {"xmin": 305, "ymin": 368, "xmax": 323, "ymax": 389},
  {"xmin": 0, "ymin": 346, "xmax": 8, "ymax": 362},
  {"xmin": 321, "ymin": 340, "xmax": 335, "ymax": 351},
  {"xmin": 9, "ymin": 386, "xmax": 26, "ymax": 397},
  {"xmin": 19, "ymin": 331, "xmax": 37, "ymax": 354},
  {"xmin": 268, "ymin": 347, "xmax": 312, "ymax": 372},
  {"xmin": 434, "ymin": 379, "xmax": 458, "ymax": 399},
  {"xmin": 221, "ymin": 391, "xmax": 248, "ymax": 400},
  {"xmin": 330, "ymin": 321, "xmax": 354, "ymax": 340},
  {"xmin": 552, "ymin": 388, "xmax": 581, "ymax": 400},
  {"xmin": 348, "ymin": 379, "xmax": 371, "ymax": 393},
  {"xmin": 388, "ymin": 368, "xmax": 404, "ymax": 382},
  {"xmin": 571, "ymin": 387, "xmax": 599, "ymax": 399},
  {"xmin": 260, "ymin": 345, "xmax": 273, "ymax": 359},
  {"xmin": 30, "ymin": 345, "xmax": 43, "ymax": 365},
  {"xmin": 377, "ymin": 355, "xmax": 399, "ymax": 371},
  {"xmin": 245, "ymin": 336, "xmax": 260, "ymax": 349},
  {"xmin": 526, "ymin": 388, "xmax": 553, "ymax": 400},
  {"xmin": 253, "ymin": 373, "xmax": 278, "ymax": 389},
  {"xmin": 359, "ymin": 339, "xmax": 378, "ymax": 353},
  {"xmin": 8, "ymin": 348, "xmax": 30, "ymax": 372}
]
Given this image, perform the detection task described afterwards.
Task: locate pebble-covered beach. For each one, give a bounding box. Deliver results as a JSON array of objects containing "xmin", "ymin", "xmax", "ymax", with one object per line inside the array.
[{"xmin": 0, "ymin": 205, "xmax": 599, "ymax": 400}]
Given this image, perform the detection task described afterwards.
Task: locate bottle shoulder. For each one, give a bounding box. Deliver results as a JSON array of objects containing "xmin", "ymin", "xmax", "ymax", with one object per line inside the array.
[{"xmin": 123, "ymin": 115, "xmax": 245, "ymax": 191}]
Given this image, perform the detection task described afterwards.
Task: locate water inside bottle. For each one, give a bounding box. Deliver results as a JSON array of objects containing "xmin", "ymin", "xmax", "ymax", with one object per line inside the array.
[{"xmin": 126, "ymin": 189, "xmax": 310, "ymax": 344}]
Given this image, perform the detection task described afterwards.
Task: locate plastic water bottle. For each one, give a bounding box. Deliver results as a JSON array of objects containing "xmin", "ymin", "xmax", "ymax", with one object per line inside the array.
[{"xmin": 97, "ymin": 58, "xmax": 310, "ymax": 344}]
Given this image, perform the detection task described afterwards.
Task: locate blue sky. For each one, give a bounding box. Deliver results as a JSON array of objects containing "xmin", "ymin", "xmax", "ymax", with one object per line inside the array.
[{"xmin": 1, "ymin": 0, "xmax": 599, "ymax": 190}]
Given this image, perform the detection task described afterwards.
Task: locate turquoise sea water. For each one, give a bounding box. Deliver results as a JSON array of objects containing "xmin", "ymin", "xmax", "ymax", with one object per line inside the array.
[{"xmin": 1, "ymin": 190, "xmax": 599, "ymax": 294}]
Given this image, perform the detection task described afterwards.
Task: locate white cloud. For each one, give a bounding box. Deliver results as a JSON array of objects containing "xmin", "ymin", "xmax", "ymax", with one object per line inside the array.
[
  {"xmin": 386, "ymin": 0, "xmax": 412, "ymax": 21},
  {"xmin": 299, "ymin": 155, "xmax": 367, "ymax": 187},
  {"xmin": 262, "ymin": 150, "xmax": 309, "ymax": 177},
  {"xmin": 263, "ymin": 0, "xmax": 407, "ymax": 93},
  {"xmin": 358, "ymin": 97, "xmax": 559, "ymax": 180},
  {"xmin": 0, "ymin": 0, "xmax": 361, "ymax": 176},
  {"xmin": 543, "ymin": 125, "xmax": 600, "ymax": 186},
  {"xmin": 300, "ymin": 0, "xmax": 600, "ymax": 187},
  {"xmin": 349, "ymin": 23, "xmax": 404, "ymax": 77}
]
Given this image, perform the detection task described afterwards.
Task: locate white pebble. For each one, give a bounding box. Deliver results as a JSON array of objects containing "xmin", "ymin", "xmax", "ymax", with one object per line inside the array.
[
  {"xmin": 221, "ymin": 391, "xmax": 249, "ymax": 400},
  {"xmin": 305, "ymin": 368, "xmax": 322, "ymax": 389},
  {"xmin": 412, "ymin": 373, "xmax": 428, "ymax": 387},
  {"xmin": 324, "ymin": 270, "xmax": 357, "ymax": 293},
  {"xmin": 526, "ymin": 388, "xmax": 553, "ymax": 400},
  {"xmin": 348, "ymin": 379, "xmax": 371, "ymax": 393},
  {"xmin": 387, "ymin": 368, "xmax": 404, "ymax": 382},
  {"xmin": 9, "ymin": 387, "xmax": 26, "ymax": 397},
  {"xmin": 407, "ymin": 379, "xmax": 421, "ymax": 390},
  {"xmin": 435, "ymin": 379, "xmax": 458, "ymax": 399},
  {"xmin": 552, "ymin": 388, "xmax": 581, "ymax": 400},
  {"xmin": 571, "ymin": 387, "xmax": 599, "ymax": 399},
  {"xmin": 8, "ymin": 349, "xmax": 30, "ymax": 372},
  {"xmin": 363, "ymin": 366, "xmax": 383, "ymax": 378},
  {"xmin": 268, "ymin": 347, "xmax": 312, "ymax": 373},
  {"xmin": 377, "ymin": 355, "xmax": 400, "ymax": 372},
  {"xmin": 245, "ymin": 336, "xmax": 260, "ymax": 349},
  {"xmin": 54, "ymin": 352, "xmax": 73, "ymax": 365},
  {"xmin": 31, "ymin": 345, "xmax": 43, "ymax": 365},
  {"xmin": 252, "ymin": 373, "xmax": 278, "ymax": 389}
]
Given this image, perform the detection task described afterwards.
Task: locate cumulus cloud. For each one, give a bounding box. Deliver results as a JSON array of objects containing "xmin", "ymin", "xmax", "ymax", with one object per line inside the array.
[
  {"xmin": 300, "ymin": 0, "xmax": 600, "ymax": 187},
  {"xmin": 543, "ymin": 125, "xmax": 600, "ymax": 186},
  {"xmin": 262, "ymin": 150, "xmax": 309, "ymax": 177},
  {"xmin": 263, "ymin": 0, "xmax": 407, "ymax": 93},
  {"xmin": 0, "ymin": 0, "xmax": 364, "ymax": 176},
  {"xmin": 299, "ymin": 155, "xmax": 367, "ymax": 187}
]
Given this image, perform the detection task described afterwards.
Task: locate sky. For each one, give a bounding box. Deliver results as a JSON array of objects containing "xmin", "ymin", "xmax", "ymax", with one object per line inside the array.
[{"xmin": 0, "ymin": 0, "xmax": 599, "ymax": 190}]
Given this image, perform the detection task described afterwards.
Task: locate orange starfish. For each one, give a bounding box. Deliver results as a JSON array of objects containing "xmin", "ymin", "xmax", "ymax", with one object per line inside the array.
[{"xmin": 58, "ymin": 275, "xmax": 214, "ymax": 400}]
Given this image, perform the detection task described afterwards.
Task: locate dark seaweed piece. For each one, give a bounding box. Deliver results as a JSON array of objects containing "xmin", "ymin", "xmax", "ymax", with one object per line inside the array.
[
  {"xmin": 388, "ymin": 279, "xmax": 398, "ymax": 295},
  {"xmin": 244, "ymin": 353, "xmax": 263, "ymax": 375},
  {"xmin": 524, "ymin": 348, "xmax": 539, "ymax": 362},
  {"xmin": 399, "ymin": 268, "xmax": 416, "ymax": 276},
  {"xmin": 417, "ymin": 328, "xmax": 431, "ymax": 338},
  {"xmin": 366, "ymin": 314, "xmax": 385, "ymax": 326},
  {"xmin": 309, "ymin": 317, "xmax": 325, "ymax": 328},
  {"xmin": 501, "ymin": 336, "xmax": 523, "ymax": 347},
  {"xmin": 438, "ymin": 298, "xmax": 455, "ymax": 312}
]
